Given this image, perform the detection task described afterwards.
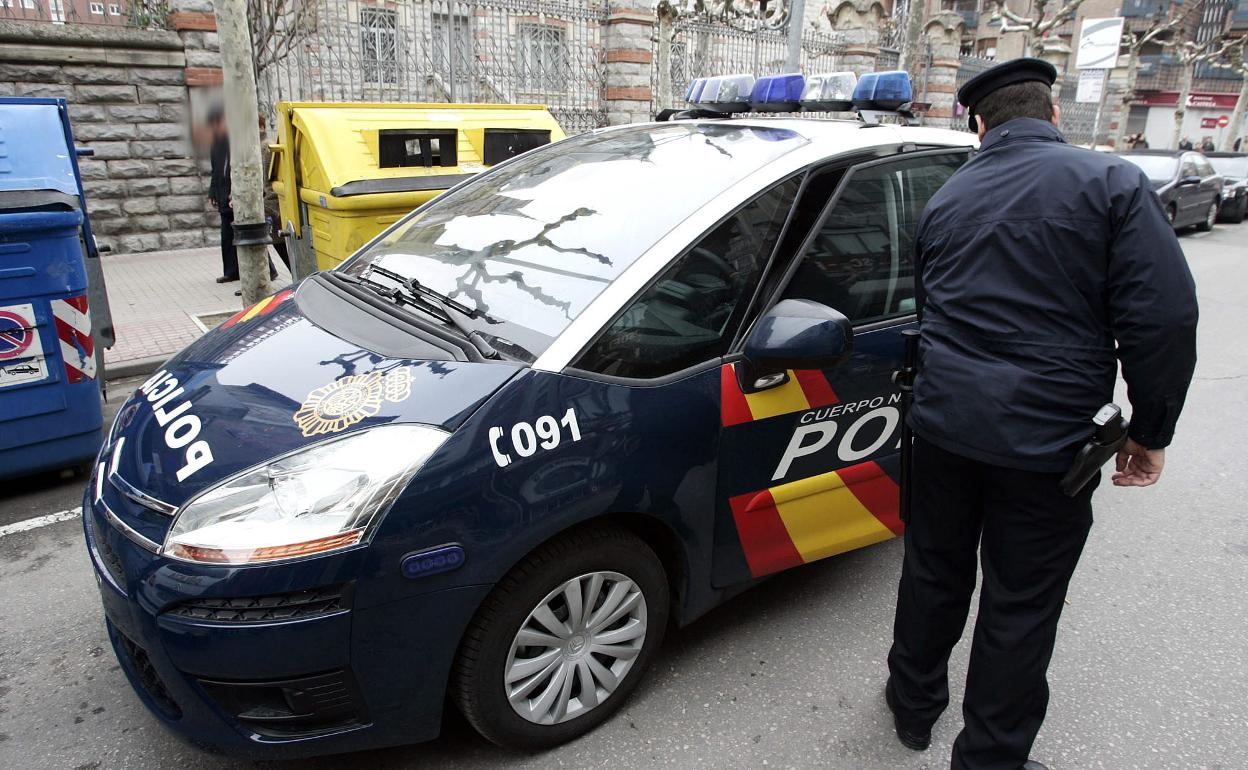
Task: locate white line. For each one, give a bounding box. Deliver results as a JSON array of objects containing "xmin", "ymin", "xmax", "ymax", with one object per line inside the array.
[{"xmin": 0, "ymin": 507, "xmax": 82, "ymax": 538}]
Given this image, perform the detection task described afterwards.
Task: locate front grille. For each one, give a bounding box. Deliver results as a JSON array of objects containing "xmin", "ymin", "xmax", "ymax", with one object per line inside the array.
[
  {"xmin": 166, "ymin": 584, "xmax": 350, "ymax": 623},
  {"xmin": 198, "ymin": 670, "xmax": 366, "ymax": 737},
  {"xmin": 91, "ymin": 510, "xmax": 127, "ymax": 589},
  {"xmin": 116, "ymin": 630, "xmax": 182, "ymax": 719}
]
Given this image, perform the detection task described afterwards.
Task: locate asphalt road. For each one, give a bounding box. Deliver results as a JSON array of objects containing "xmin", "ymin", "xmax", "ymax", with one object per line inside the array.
[{"xmin": 2, "ymin": 226, "xmax": 1245, "ymax": 770}]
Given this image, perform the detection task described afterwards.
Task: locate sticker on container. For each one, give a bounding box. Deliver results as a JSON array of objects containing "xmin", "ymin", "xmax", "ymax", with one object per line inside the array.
[
  {"xmin": 52, "ymin": 295, "xmax": 95, "ymax": 383},
  {"xmin": 0, "ymin": 303, "xmax": 41, "ymax": 362},
  {"xmin": 0, "ymin": 355, "xmax": 48, "ymax": 389}
]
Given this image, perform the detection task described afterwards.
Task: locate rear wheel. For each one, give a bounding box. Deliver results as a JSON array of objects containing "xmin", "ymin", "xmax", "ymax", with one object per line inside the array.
[
  {"xmin": 451, "ymin": 526, "xmax": 669, "ymax": 749},
  {"xmin": 1198, "ymin": 200, "xmax": 1218, "ymax": 231}
]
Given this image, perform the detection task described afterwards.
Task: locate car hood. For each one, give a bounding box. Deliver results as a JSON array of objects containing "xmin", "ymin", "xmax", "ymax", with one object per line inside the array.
[{"xmin": 105, "ymin": 286, "xmax": 523, "ymax": 509}]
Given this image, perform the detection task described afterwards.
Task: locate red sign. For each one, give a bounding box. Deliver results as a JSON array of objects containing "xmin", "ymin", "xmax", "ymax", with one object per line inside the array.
[
  {"xmin": 1201, "ymin": 117, "xmax": 1220, "ymax": 128},
  {"xmin": 1136, "ymin": 91, "xmax": 1241, "ymax": 109},
  {"xmin": 1218, "ymin": 114, "xmax": 1231, "ymax": 128}
]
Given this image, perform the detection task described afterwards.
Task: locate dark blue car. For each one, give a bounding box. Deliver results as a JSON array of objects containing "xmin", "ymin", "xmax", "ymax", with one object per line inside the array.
[{"xmin": 84, "ymin": 119, "xmax": 974, "ymax": 758}]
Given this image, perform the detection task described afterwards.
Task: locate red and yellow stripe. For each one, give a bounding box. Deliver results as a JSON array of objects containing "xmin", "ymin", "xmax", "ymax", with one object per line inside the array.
[
  {"xmin": 221, "ymin": 288, "xmax": 294, "ymax": 330},
  {"xmin": 720, "ymin": 363, "xmax": 839, "ymax": 427},
  {"xmin": 729, "ymin": 459, "xmax": 903, "ymax": 578}
]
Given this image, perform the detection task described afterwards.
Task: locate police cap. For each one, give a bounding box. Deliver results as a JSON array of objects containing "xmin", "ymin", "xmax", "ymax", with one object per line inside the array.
[{"xmin": 958, "ymin": 57, "xmax": 1057, "ymax": 130}]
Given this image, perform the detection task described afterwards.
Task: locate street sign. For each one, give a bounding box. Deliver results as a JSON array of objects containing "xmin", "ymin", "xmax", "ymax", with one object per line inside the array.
[
  {"xmin": 1076, "ymin": 69, "xmax": 1107, "ymax": 103},
  {"xmin": 1219, "ymin": 114, "xmax": 1231, "ymax": 128},
  {"xmin": 1076, "ymin": 17, "xmax": 1125, "ymax": 69}
]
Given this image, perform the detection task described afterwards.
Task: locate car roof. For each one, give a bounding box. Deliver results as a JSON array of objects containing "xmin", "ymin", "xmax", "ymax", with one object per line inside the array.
[
  {"xmin": 1120, "ymin": 149, "xmax": 1186, "ymax": 157},
  {"xmin": 1205, "ymin": 151, "xmax": 1246, "ymax": 158}
]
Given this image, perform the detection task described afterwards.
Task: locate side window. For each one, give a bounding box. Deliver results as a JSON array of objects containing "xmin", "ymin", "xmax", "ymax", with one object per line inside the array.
[
  {"xmin": 780, "ymin": 153, "xmax": 965, "ymax": 326},
  {"xmin": 1180, "ymin": 157, "xmax": 1198, "ymax": 178},
  {"xmin": 1198, "ymin": 158, "xmax": 1216, "ymax": 177},
  {"xmin": 574, "ymin": 177, "xmax": 801, "ymax": 379}
]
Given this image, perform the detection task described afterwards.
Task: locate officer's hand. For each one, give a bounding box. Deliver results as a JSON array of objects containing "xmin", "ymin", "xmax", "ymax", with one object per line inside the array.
[{"xmin": 1112, "ymin": 439, "xmax": 1165, "ymax": 487}]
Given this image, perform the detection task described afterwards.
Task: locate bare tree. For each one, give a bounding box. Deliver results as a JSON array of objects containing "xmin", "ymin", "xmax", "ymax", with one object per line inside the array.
[
  {"xmin": 1112, "ymin": 3, "xmax": 1196, "ymax": 150},
  {"xmin": 1204, "ymin": 38, "xmax": 1248, "ymax": 150},
  {"xmin": 248, "ymin": 0, "xmax": 318, "ymax": 107},
  {"xmin": 991, "ymin": 0, "xmax": 1088, "ymax": 57},
  {"xmin": 1168, "ymin": 35, "xmax": 1242, "ymax": 148}
]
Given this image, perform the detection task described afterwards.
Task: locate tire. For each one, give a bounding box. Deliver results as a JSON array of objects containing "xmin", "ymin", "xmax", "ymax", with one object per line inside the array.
[
  {"xmin": 451, "ymin": 526, "xmax": 670, "ymax": 750},
  {"xmin": 1198, "ymin": 199, "xmax": 1218, "ymax": 231},
  {"xmin": 1165, "ymin": 203, "xmax": 1177, "ymax": 228},
  {"xmin": 1238, "ymin": 197, "xmax": 1247, "ymax": 223}
]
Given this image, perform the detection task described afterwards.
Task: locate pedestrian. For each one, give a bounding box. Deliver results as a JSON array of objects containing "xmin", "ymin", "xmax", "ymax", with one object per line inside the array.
[
  {"xmin": 1135, "ymin": 133, "xmax": 1149, "ymax": 148},
  {"xmin": 1235, "ymin": 136, "xmax": 1242, "ymax": 152},
  {"xmin": 884, "ymin": 58, "xmax": 1198, "ymax": 770},
  {"xmin": 207, "ymin": 106, "xmax": 237, "ymax": 285},
  {"xmin": 1179, "ymin": 135, "xmax": 1194, "ymax": 150},
  {"xmin": 1201, "ymin": 136, "xmax": 1216, "ymax": 152},
  {"xmin": 257, "ymin": 116, "xmax": 290, "ymax": 273}
]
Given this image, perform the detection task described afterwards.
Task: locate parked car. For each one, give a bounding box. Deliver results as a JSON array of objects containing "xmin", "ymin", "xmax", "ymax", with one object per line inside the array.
[
  {"xmin": 1118, "ymin": 149, "xmax": 1222, "ymax": 231},
  {"xmin": 84, "ymin": 106, "xmax": 980, "ymax": 757},
  {"xmin": 1205, "ymin": 151, "xmax": 1248, "ymax": 222}
]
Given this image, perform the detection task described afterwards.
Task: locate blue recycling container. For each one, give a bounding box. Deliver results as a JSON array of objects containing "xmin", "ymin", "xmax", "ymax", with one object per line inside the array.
[{"xmin": 0, "ymin": 99, "xmax": 104, "ymax": 479}]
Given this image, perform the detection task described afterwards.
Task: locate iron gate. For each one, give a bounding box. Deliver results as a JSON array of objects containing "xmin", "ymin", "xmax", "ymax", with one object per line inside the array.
[{"xmin": 259, "ymin": 0, "xmax": 608, "ymax": 135}]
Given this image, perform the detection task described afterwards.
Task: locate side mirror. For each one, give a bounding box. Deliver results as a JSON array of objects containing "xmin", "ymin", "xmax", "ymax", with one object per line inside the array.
[
  {"xmin": 1178, "ymin": 175, "xmax": 1202, "ymax": 186},
  {"xmin": 738, "ymin": 299, "xmax": 853, "ymax": 393}
]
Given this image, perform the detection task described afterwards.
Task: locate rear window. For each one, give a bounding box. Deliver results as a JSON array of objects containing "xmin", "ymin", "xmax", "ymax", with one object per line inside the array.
[{"xmin": 344, "ymin": 123, "xmax": 807, "ymax": 359}]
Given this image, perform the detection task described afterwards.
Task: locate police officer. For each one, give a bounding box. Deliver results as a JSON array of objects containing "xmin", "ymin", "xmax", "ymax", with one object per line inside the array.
[{"xmin": 884, "ymin": 59, "xmax": 1198, "ymax": 770}]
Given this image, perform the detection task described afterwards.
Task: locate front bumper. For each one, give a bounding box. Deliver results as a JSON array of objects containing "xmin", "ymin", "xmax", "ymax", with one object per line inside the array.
[{"xmin": 82, "ymin": 493, "xmax": 489, "ymax": 759}]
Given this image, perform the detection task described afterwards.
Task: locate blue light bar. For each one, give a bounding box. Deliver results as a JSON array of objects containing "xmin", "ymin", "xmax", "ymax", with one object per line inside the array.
[
  {"xmin": 749, "ymin": 73, "xmax": 806, "ymax": 112},
  {"xmin": 800, "ymin": 71, "xmax": 858, "ymax": 112},
  {"xmin": 687, "ymin": 78, "xmax": 708, "ymax": 103},
  {"xmin": 695, "ymin": 74, "xmax": 755, "ymax": 113},
  {"xmin": 852, "ymin": 70, "xmax": 913, "ymax": 111}
]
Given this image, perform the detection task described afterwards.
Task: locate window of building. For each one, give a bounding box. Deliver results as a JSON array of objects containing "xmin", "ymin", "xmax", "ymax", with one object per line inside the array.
[
  {"xmin": 360, "ymin": 8, "xmax": 398, "ymax": 84},
  {"xmin": 89, "ymin": 2, "xmax": 104, "ymax": 13},
  {"xmin": 518, "ymin": 23, "xmax": 569, "ymax": 93},
  {"xmin": 780, "ymin": 154, "xmax": 967, "ymax": 326},
  {"xmin": 574, "ymin": 177, "xmax": 801, "ymax": 379},
  {"xmin": 431, "ymin": 12, "xmax": 472, "ymax": 99},
  {"xmin": 109, "ymin": 3, "xmax": 121, "ymax": 14}
]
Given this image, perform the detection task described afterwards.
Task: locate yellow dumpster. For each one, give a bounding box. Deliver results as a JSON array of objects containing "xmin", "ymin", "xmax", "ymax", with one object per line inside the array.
[{"xmin": 269, "ymin": 102, "xmax": 565, "ymax": 273}]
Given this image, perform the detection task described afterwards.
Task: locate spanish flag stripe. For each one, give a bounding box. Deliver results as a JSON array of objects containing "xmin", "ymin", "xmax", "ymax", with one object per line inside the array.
[
  {"xmin": 769, "ymin": 470, "xmax": 894, "ymax": 563},
  {"xmin": 720, "ymin": 364, "xmax": 755, "ymax": 427},
  {"xmin": 793, "ymin": 368, "xmax": 839, "ymax": 407},
  {"xmin": 729, "ymin": 489, "xmax": 804, "ymax": 577},
  {"xmin": 220, "ymin": 307, "xmax": 249, "ymax": 329},
  {"xmin": 838, "ymin": 460, "xmax": 905, "ymax": 536},
  {"xmin": 238, "ymin": 295, "xmax": 275, "ymax": 323},
  {"xmin": 742, "ymin": 370, "xmax": 810, "ymax": 421}
]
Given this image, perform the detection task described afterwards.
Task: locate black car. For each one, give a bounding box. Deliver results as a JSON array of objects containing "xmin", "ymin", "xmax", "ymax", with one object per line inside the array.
[
  {"xmin": 1118, "ymin": 150, "xmax": 1222, "ymax": 231},
  {"xmin": 1205, "ymin": 151, "xmax": 1248, "ymax": 222}
]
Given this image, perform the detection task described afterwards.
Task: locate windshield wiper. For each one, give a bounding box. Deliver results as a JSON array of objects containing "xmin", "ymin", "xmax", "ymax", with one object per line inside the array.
[
  {"xmin": 367, "ymin": 264, "xmax": 488, "ymax": 320},
  {"xmin": 340, "ymin": 270, "xmax": 500, "ymax": 360}
]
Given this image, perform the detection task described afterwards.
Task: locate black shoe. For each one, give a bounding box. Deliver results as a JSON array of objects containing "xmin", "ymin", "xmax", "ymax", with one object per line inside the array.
[
  {"xmin": 269, "ymin": 270, "xmax": 278, "ymax": 280},
  {"xmin": 884, "ymin": 679, "xmax": 931, "ymax": 751},
  {"xmin": 233, "ymin": 289, "xmax": 241, "ymax": 297},
  {"xmin": 1022, "ymin": 763, "xmax": 1049, "ymax": 770},
  {"xmin": 215, "ymin": 275, "xmax": 239, "ymax": 284}
]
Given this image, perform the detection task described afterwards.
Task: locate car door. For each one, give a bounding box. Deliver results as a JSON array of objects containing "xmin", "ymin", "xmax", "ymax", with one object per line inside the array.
[
  {"xmin": 1177, "ymin": 154, "xmax": 1202, "ymax": 224},
  {"xmin": 1196, "ymin": 155, "xmax": 1221, "ymax": 212},
  {"xmin": 712, "ymin": 149, "xmax": 969, "ymax": 585}
]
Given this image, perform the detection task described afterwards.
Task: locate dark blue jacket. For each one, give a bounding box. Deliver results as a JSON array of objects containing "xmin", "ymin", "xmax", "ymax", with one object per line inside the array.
[{"xmin": 910, "ymin": 118, "xmax": 1198, "ymax": 472}]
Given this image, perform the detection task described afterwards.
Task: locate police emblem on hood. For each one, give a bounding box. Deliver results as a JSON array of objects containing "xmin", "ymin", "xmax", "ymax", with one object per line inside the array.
[{"xmin": 293, "ymin": 368, "xmax": 414, "ymax": 437}]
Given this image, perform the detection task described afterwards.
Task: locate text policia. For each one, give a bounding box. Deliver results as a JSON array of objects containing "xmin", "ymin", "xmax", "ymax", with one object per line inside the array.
[
  {"xmin": 773, "ymin": 393, "xmax": 902, "ymax": 482},
  {"xmin": 136, "ymin": 369, "xmax": 215, "ymax": 482}
]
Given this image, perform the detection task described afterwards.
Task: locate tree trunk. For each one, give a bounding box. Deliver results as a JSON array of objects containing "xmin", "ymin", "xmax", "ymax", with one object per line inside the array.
[
  {"xmin": 1224, "ymin": 74, "xmax": 1248, "ymax": 151},
  {"xmin": 656, "ymin": 3, "xmax": 675, "ymax": 111},
  {"xmin": 1113, "ymin": 48, "xmax": 1141, "ymax": 150},
  {"xmin": 216, "ymin": 0, "xmax": 272, "ymax": 307},
  {"xmin": 899, "ymin": 0, "xmax": 926, "ymax": 81},
  {"xmin": 1171, "ymin": 60, "xmax": 1194, "ymax": 150}
]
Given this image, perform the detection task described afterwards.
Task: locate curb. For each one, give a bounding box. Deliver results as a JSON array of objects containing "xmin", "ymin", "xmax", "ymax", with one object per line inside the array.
[{"xmin": 104, "ymin": 354, "xmax": 168, "ymax": 383}]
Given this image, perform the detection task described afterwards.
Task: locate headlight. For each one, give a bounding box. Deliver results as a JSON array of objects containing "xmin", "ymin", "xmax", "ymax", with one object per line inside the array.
[{"xmin": 164, "ymin": 424, "xmax": 448, "ymax": 565}]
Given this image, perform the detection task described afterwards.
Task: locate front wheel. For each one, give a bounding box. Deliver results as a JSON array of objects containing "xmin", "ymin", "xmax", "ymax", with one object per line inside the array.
[
  {"xmin": 1165, "ymin": 203, "xmax": 1177, "ymax": 228},
  {"xmin": 451, "ymin": 526, "xmax": 669, "ymax": 749},
  {"xmin": 1198, "ymin": 200, "xmax": 1218, "ymax": 231}
]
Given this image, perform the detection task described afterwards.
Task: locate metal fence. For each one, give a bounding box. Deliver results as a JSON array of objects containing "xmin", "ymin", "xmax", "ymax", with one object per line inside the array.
[
  {"xmin": 955, "ymin": 55, "xmax": 1104, "ymax": 145},
  {"xmin": 259, "ymin": 0, "xmax": 608, "ymax": 135}
]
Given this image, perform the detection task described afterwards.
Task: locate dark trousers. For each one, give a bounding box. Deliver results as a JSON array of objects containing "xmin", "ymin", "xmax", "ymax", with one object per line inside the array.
[
  {"xmin": 218, "ymin": 206, "xmax": 238, "ymax": 279},
  {"xmin": 887, "ymin": 436, "xmax": 1095, "ymax": 770}
]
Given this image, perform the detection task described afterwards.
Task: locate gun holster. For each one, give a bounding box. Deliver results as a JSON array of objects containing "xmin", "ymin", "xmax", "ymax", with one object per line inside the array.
[{"xmin": 1059, "ymin": 403, "xmax": 1129, "ymax": 498}]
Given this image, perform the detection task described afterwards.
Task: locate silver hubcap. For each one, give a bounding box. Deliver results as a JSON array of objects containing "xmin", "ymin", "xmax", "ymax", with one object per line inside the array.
[
  {"xmin": 504, "ymin": 571, "xmax": 647, "ymax": 725},
  {"xmin": 1208, "ymin": 203, "xmax": 1218, "ymax": 227}
]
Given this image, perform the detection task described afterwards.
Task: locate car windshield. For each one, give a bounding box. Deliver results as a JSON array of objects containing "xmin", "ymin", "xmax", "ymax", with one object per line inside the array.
[
  {"xmin": 342, "ymin": 123, "xmax": 807, "ymax": 362},
  {"xmin": 1208, "ymin": 155, "xmax": 1248, "ymax": 178},
  {"xmin": 1121, "ymin": 154, "xmax": 1179, "ymax": 182}
]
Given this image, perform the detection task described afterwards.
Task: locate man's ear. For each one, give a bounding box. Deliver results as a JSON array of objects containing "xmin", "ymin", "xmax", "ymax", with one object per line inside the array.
[
  {"xmin": 1051, "ymin": 101, "xmax": 1061, "ymax": 128},
  {"xmin": 975, "ymin": 114, "xmax": 987, "ymax": 140}
]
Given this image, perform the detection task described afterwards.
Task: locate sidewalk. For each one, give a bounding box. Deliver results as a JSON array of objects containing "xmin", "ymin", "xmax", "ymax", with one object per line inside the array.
[{"xmin": 101, "ymin": 246, "xmax": 293, "ymax": 377}]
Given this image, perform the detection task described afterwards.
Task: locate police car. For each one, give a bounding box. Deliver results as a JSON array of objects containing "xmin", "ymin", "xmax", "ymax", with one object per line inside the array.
[{"xmin": 84, "ymin": 72, "xmax": 976, "ymax": 758}]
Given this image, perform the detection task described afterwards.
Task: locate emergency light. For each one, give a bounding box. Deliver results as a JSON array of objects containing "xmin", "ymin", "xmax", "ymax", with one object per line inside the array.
[
  {"xmin": 800, "ymin": 72, "xmax": 858, "ymax": 112},
  {"xmin": 750, "ymin": 73, "xmax": 806, "ymax": 112},
  {"xmin": 852, "ymin": 70, "xmax": 912, "ymax": 111},
  {"xmin": 695, "ymin": 74, "xmax": 755, "ymax": 113}
]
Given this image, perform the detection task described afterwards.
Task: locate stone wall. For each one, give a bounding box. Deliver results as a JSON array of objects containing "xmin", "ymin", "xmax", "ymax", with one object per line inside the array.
[{"xmin": 0, "ymin": 19, "xmax": 220, "ymax": 254}]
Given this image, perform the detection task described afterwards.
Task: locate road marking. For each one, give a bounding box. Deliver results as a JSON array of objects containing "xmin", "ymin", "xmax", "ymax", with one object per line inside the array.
[{"xmin": 0, "ymin": 507, "xmax": 81, "ymax": 539}]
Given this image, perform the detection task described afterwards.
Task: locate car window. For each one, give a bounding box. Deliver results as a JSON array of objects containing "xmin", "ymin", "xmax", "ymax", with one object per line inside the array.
[
  {"xmin": 1197, "ymin": 158, "xmax": 1216, "ymax": 176},
  {"xmin": 573, "ymin": 176, "xmax": 801, "ymax": 379},
  {"xmin": 780, "ymin": 153, "xmax": 965, "ymax": 325},
  {"xmin": 1181, "ymin": 157, "xmax": 1199, "ymax": 178}
]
